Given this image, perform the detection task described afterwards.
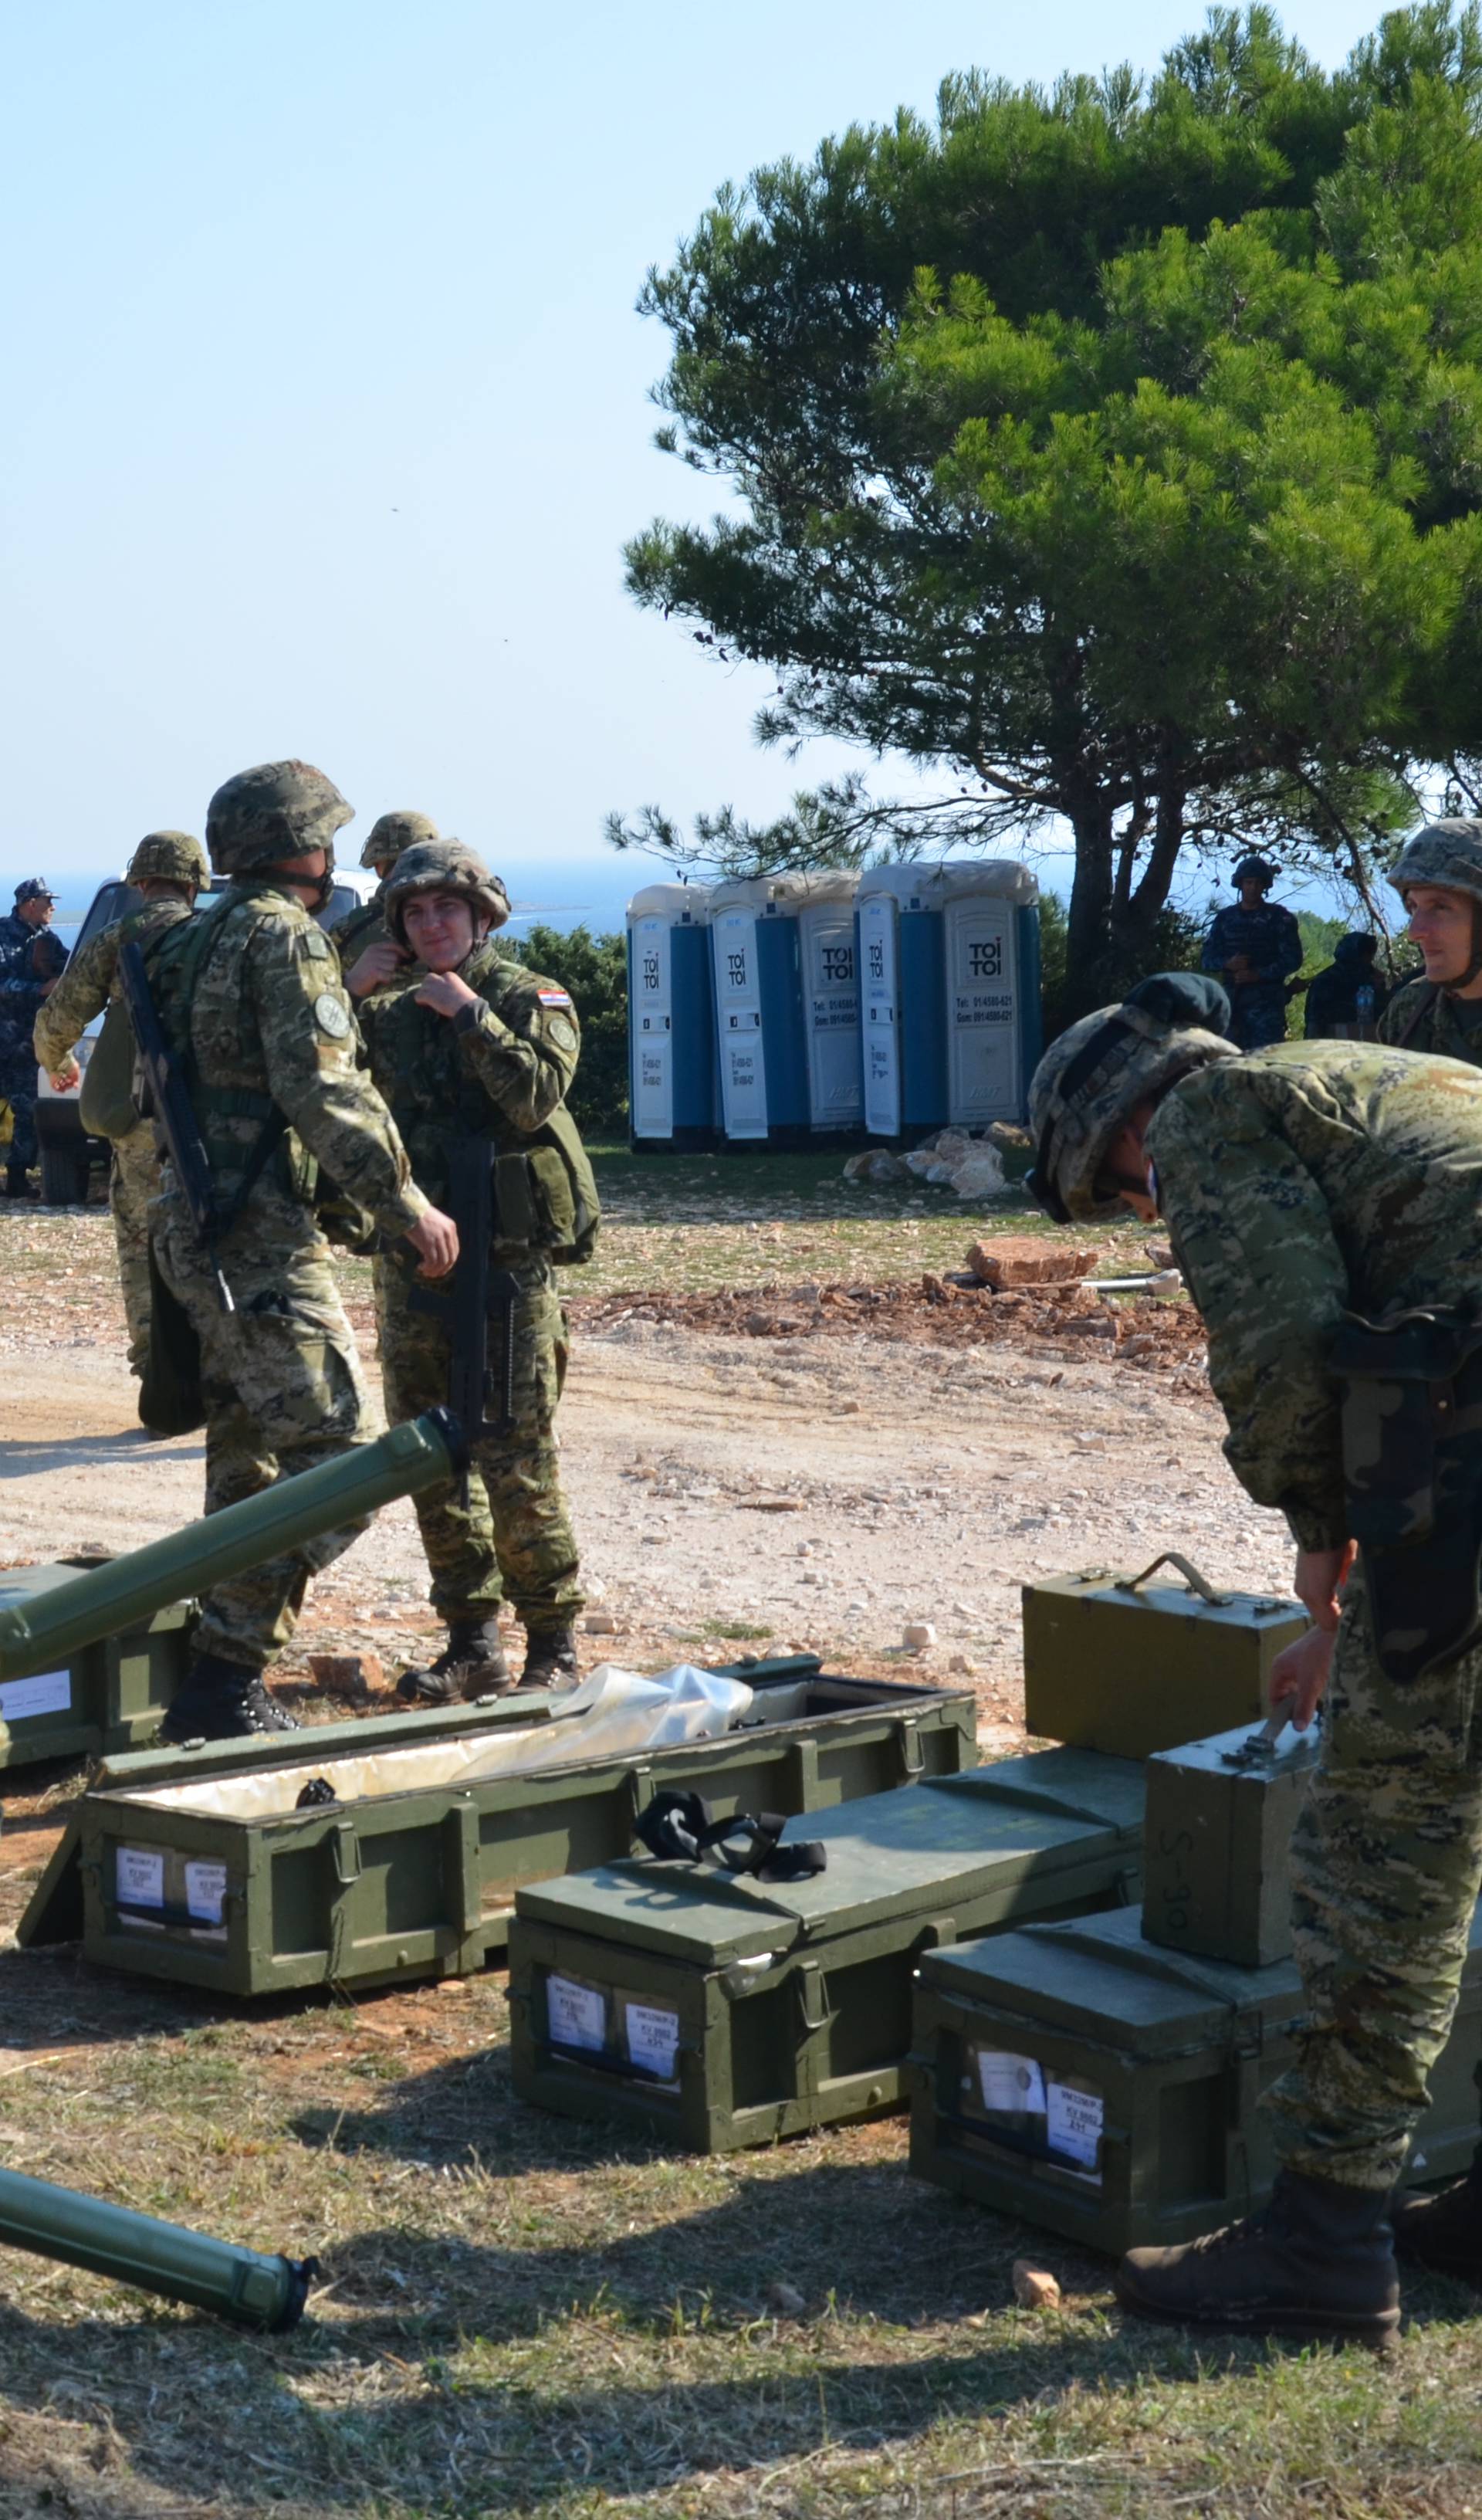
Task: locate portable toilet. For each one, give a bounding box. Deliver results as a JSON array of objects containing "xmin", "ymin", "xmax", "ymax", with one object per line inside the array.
[
  {"xmin": 708, "ymin": 873, "xmax": 864, "ymax": 1145},
  {"xmin": 856, "ymin": 861, "xmax": 1041, "ymax": 1138},
  {"xmin": 626, "ymin": 883, "xmax": 716, "ymax": 1151}
]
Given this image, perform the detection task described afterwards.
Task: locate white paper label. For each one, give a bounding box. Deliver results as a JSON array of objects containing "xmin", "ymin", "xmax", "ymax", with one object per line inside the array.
[
  {"xmin": 625, "ymin": 2001, "xmax": 680, "ymax": 2083},
  {"xmin": 0, "ymin": 1668, "xmax": 70, "ymax": 1722},
  {"xmin": 546, "ymin": 1973, "xmax": 607, "ymax": 2053},
  {"xmin": 116, "ymin": 1846, "xmax": 164, "ymax": 1910},
  {"xmin": 976, "ymin": 2049, "xmax": 1046, "ymax": 2115},
  {"xmin": 1047, "ymin": 2079, "xmax": 1104, "ymax": 2169},
  {"xmin": 185, "ymin": 1859, "xmax": 228, "ymax": 1926}
]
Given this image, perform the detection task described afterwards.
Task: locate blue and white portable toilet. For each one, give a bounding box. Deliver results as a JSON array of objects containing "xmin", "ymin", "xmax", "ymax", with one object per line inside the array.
[
  {"xmin": 856, "ymin": 861, "xmax": 1041, "ymax": 1138},
  {"xmin": 708, "ymin": 872, "xmax": 864, "ymax": 1144},
  {"xmin": 626, "ymin": 882, "xmax": 717, "ymax": 1151}
]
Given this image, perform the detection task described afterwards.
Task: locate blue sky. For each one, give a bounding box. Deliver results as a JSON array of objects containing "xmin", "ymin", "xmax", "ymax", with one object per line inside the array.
[{"xmin": 3, "ymin": 0, "xmax": 1394, "ymax": 924}]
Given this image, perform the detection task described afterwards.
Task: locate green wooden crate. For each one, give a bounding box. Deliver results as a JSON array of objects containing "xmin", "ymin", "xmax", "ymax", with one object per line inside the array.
[
  {"xmin": 20, "ymin": 1658, "xmax": 976, "ymax": 1997},
  {"xmin": 1142, "ymin": 1718, "xmax": 1318, "ymax": 1967},
  {"xmin": 508, "ymin": 1751, "xmax": 1145, "ymax": 2153},
  {"xmin": 1022, "ymin": 1559, "xmax": 1305, "ymax": 1756},
  {"xmin": 0, "ymin": 1557, "xmax": 194, "ymax": 1767},
  {"xmin": 909, "ymin": 1903, "xmax": 1482, "ymax": 2255}
]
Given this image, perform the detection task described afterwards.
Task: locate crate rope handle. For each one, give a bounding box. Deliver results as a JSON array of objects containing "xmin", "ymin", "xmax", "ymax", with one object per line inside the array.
[{"xmin": 1113, "ymin": 1552, "xmax": 1232, "ymax": 1607}]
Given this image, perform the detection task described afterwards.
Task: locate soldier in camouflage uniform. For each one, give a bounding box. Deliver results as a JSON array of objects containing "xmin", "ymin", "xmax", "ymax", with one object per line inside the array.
[
  {"xmin": 1379, "ymin": 820, "xmax": 1482, "ymax": 1062},
  {"xmin": 1027, "ymin": 971, "xmax": 1482, "ymax": 2345},
  {"xmin": 1200, "ymin": 853, "xmax": 1304, "ymax": 1051},
  {"xmin": 347, "ymin": 838, "xmax": 587, "ymax": 1697},
  {"xmin": 0, "ymin": 878, "xmax": 66, "ymax": 1193},
  {"xmin": 34, "ymin": 833, "xmax": 208, "ymax": 1378},
  {"xmin": 328, "ymin": 809, "xmax": 439, "ymax": 971},
  {"xmin": 148, "ymin": 763, "xmax": 458, "ymax": 1743}
]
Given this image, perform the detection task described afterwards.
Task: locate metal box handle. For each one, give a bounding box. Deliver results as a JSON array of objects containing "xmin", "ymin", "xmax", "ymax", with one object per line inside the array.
[{"xmin": 1114, "ymin": 1552, "xmax": 1231, "ymax": 1607}]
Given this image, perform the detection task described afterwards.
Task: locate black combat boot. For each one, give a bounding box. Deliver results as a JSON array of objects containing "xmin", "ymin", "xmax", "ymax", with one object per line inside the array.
[
  {"xmin": 159, "ymin": 1652, "xmax": 301, "ymax": 1745},
  {"xmin": 5, "ymin": 1165, "xmax": 27, "ymax": 1200},
  {"xmin": 520, "ymin": 1626, "xmax": 579, "ymax": 1691},
  {"xmin": 1115, "ymin": 2169, "xmax": 1400, "ymax": 2346},
  {"xmin": 1392, "ymin": 2155, "xmax": 1482, "ymax": 2280},
  {"xmin": 396, "ymin": 1619, "xmax": 512, "ymax": 1705}
]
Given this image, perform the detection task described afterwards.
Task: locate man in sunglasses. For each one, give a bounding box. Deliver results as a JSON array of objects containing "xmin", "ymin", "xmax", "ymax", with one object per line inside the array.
[{"xmin": 1026, "ymin": 967, "xmax": 1482, "ymax": 2347}]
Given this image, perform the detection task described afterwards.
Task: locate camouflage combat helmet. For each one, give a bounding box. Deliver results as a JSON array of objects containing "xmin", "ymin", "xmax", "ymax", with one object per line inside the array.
[
  {"xmin": 1233, "ymin": 854, "xmax": 1278, "ymax": 889},
  {"xmin": 1026, "ymin": 971, "xmax": 1237, "ymax": 1226},
  {"xmin": 205, "ymin": 760, "xmax": 354, "ymax": 876},
  {"xmin": 126, "ymin": 830, "xmax": 208, "ymax": 887},
  {"xmin": 1387, "ymin": 820, "xmax": 1482, "ymax": 907},
  {"xmin": 383, "ymin": 838, "xmax": 511, "ymax": 946},
  {"xmin": 360, "ymin": 809, "xmax": 440, "ymax": 872}
]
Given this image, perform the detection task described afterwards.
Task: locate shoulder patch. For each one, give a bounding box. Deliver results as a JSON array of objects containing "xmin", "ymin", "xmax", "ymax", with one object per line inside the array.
[
  {"xmin": 313, "ymin": 991, "xmax": 351, "ymax": 1040},
  {"xmin": 536, "ymin": 987, "xmax": 574, "ymax": 1008},
  {"xmin": 301, "ymin": 928, "xmax": 331, "ymax": 961},
  {"xmin": 548, "ymin": 1013, "xmax": 578, "ymax": 1054}
]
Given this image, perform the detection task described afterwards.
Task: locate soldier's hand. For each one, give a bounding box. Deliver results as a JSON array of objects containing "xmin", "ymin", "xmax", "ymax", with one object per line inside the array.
[
  {"xmin": 415, "ymin": 970, "xmax": 479, "ymax": 1020},
  {"xmin": 345, "ymin": 940, "xmax": 408, "ymax": 1000},
  {"xmin": 49, "ymin": 1055, "xmax": 82, "ymax": 1092},
  {"xmin": 1294, "ymin": 1540, "xmax": 1356, "ymax": 1632},
  {"xmin": 1269, "ymin": 1624, "xmax": 1334, "ymax": 1732},
  {"xmin": 408, "ymin": 1206, "xmax": 459, "ymax": 1279}
]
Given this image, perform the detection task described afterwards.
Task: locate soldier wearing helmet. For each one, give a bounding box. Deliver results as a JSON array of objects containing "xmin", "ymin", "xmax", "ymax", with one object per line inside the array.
[
  {"xmin": 1199, "ymin": 855, "xmax": 1304, "ymax": 1051},
  {"xmin": 329, "ymin": 808, "xmax": 442, "ymax": 972},
  {"xmin": 142, "ymin": 763, "xmax": 458, "ymax": 1744},
  {"xmin": 1379, "ymin": 821, "xmax": 1482, "ymax": 1062},
  {"xmin": 0, "ymin": 878, "xmax": 66, "ymax": 1195},
  {"xmin": 347, "ymin": 838, "xmax": 590, "ymax": 1699},
  {"xmin": 34, "ymin": 833, "xmax": 209, "ymax": 1371},
  {"xmin": 1027, "ymin": 978, "xmax": 1482, "ymax": 2344}
]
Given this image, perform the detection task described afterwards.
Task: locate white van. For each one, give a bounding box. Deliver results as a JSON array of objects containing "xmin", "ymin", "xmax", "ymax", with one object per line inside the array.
[{"xmin": 36, "ymin": 868, "xmax": 379, "ymax": 1204}]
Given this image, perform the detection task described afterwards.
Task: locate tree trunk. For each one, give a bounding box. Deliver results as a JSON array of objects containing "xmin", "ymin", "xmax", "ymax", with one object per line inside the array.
[
  {"xmin": 1115, "ymin": 781, "xmax": 1188, "ymax": 965},
  {"xmin": 1062, "ymin": 793, "xmax": 1118, "ymax": 1022}
]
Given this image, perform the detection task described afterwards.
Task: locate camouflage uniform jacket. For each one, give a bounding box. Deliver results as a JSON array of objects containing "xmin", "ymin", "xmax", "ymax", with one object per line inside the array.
[
  {"xmin": 328, "ymin": 891, "xmax": 387, "ymax": 973},
  {"xmin": 357, "ymin": 942, "xmax": 579, "ymax": 1211},
  {"xmin": 148, "ymin": 878, "xmax": 426, "ymax": 1236},
  {"xmin": 33, "ymin": 896, "xmax": 191, "ymax": 1071},
  {"xmin": 1145, "ymin": 1040, "xmax": 1482, "ymax": 1555},
  {"xmin": 1377, "ymin": 977, "xmax": 1482, "ymax": 1064}
]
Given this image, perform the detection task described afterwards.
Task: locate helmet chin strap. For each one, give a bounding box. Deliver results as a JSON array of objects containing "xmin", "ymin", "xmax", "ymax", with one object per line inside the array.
[{"xmin": 1445, "ymin": 899, "xmax": 1482, "ymax": 994}]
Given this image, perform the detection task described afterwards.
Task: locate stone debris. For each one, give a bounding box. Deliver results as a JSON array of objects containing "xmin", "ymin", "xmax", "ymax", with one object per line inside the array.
[
  {"xmin": 583, "ymin": 1609, "xmax": 619, "ymax": 1634},
  {"xmin": 902, "ymin": 1621, "xmax": 937, "ymax": 1651},
  {"xmin": 844, "ymin": 1129, "xmax": 1009, "ymax": 1200},
  {"xmin": 306, "ymin": 1651, "xmax": 384, "ymax": 1702},
  {"xmin": 766, "ymin": 2281, "xmax": 807, "ymax": 2318},
  {"xmin": 1011, "ymin": 2260, "xmax": 1062, "ymax": 2311},
  {"xmin": 966, "ymin": 1236, "xmax": 1101, "ymax": 1289}
]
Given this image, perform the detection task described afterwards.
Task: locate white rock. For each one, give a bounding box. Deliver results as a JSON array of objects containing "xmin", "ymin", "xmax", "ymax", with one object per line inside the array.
[
  {"xmin": 583, "ymin": 1610, "xmax": 619, "ymax": 1634},
  {"xmin": 902, "ymin": 1621, "xmax": 937, "ymax": 1651}
]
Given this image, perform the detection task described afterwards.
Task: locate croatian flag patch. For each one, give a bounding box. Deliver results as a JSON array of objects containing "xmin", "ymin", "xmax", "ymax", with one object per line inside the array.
[{"xmin": 537, "ymin": 988, "xmax": 574, "ymax": 1007}]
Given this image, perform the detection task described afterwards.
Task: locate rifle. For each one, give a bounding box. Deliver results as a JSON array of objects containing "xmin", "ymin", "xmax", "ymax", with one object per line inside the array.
[
  {"xmin": 117, "ymin": 939, "xmax": 236, "ymax": 1315},
  {"xmin": 404, "ymin": 1138, "xmax": 519, "ymax": 1503}
]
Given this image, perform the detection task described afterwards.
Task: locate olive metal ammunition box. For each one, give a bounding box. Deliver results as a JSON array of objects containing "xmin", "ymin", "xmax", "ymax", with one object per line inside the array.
[
  {"xmin": 508, "ymin": 1751, "xmax": 1145, "ymax": 2153},
  {"xmin": 1142, "ymin": 1718, "xmax": 1318, "ymax": 1966},
  {"xmin": 19, "ymin": 1659, "xmax": 976, "ymax": 1997},
  {"xmin": 909, "ymin": 1904, "xmax": 1482, "ymax": 2254},
  {"xmin": 0, "ymin": 1557, "xmax": 193, "ymax": 1768},
  {"xmin": 1022, "ymin": 1556, "xmax": 1305, "ymax": 1756}
]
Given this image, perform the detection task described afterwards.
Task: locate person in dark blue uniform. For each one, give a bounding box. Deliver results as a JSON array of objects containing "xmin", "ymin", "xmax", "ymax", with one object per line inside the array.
[
  {"xmin": 1200, "ymin": 855, "xmax": 1304, "ymax": 1051},
  {"xmin": 1302, "ymin": 933, "xmax": 1389, "ymax": 1038},
  {"xmin": 0, "ymin": 879, "xmax": 66, "ymax": 1194}
]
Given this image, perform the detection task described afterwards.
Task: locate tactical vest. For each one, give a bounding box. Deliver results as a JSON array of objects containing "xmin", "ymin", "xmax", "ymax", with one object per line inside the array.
[
  {"xmin": 374, "ymin": 957, "xmax": 599, "ymax": 1265},
  {"xmin": 79, "ymin": 899, "xmax": 192, "ymax": 1141},
  {"xmin": 147, "ymin": 888, "xmax": 316, "ymax": 1208}
]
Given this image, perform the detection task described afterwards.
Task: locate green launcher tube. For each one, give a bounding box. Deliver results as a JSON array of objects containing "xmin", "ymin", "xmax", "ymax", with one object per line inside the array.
[
  {"xmin": 0, "ymin": 2163, "xmax": 316, "ymax": 2329},
  {"xmin": 0, "ymin": 1409, "xmax": 465, "ymax": 1685}
]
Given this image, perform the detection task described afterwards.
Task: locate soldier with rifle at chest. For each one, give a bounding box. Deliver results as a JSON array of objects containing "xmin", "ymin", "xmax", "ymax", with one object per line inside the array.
[{"xmin": 345, "ymin": 838, "xmax": 597, "ymax": 1700}]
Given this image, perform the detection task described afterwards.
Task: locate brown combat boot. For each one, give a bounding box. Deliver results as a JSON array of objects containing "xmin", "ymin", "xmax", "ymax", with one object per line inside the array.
[
  {"xmin": 1115, "ymin": 2169, "xmax": 1399, "ymax": 2346},
  {"xmin": 1392, "ymin": 2160, "xmax": 1482, "ymax": 2280},
  {"xmin": 396, "ymin": 1620, "xmax": 512, "ymax": 1705}
]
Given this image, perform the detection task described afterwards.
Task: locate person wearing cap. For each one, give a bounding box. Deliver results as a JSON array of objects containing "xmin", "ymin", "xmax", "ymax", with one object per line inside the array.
[
  {"xmin": 0, "ymin": 879, "xmax": 66, "ymax": 1195},
  {"xmin": 347, "ymin": 838, "xmax": 590, "ymax": 1699},
  {"xmin": 329, "ymin": 808, "xmax": 440, "ymax": 971},
  {"xmin": 1302, "ymin": 932, "xmax": 1389, "ymax": 1039},
  {"xmin": 1199, "ymin": 855, "xmax": 1304, "ymax": 1051},
  {"xmin": 1026, "ymin": 977, "xmax": 1482, "ymax": 2346},
  {"xmin": 1379, "ymin": 819, "xmax": 1482, "ymax": 1062},
  {"xmin": 34, "ymin": 835, "xmax": 209, "ymax": 1378},
  {"xmin": 141, "ymin": 762, "xmax": 458, "ymax": 1743}
]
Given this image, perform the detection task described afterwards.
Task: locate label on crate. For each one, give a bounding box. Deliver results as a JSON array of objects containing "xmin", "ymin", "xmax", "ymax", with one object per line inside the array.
[
  {"xmin": 976, "ymin": 2050, "xmax": 1046, "ymax": 2116},
  {"xmin": 546, "ymin": 1973, "xmax": 607, "ymax": 2054},
  {"xmin": 1046, "ymin": 2078, "xmax": 1105, "ymax": 2173},
  {"xmin": 0, "ymin": 1668, "xmax": 69, "ymax": 1722},
  {"xmin": 624, "ymin": 2001, "xmax": 680, "ymax": 2085},
  {"xmin": 184, "ymin": 1859, "xmax": 228, "ymax": 1927},
  {"xmin": 116, "ymin": 1846, "xmax": 164, "ymax": 1911}
]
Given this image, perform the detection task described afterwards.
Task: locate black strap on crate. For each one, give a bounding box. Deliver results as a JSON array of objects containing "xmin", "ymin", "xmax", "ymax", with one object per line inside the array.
[{"xmin": 634, "ymin": 1788, "xmax": 826, "ymax": 1884}]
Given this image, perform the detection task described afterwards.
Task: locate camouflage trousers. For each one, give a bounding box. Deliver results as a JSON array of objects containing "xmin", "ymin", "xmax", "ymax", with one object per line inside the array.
[
  {"xmin": 154, "ymin": 1188, "xmax": 378, "ymax": 1672},
  {"xmin": 375, "ymin": 1251, "xmax": 582, "ymax": 1636},
  {"xmin": 110, "ymin": 1122, "xmax": 157, "ymax": 1377},
  {"xmin": 1267, "ymin": 1563, "xmax": 1482, "ymax": 2192}
]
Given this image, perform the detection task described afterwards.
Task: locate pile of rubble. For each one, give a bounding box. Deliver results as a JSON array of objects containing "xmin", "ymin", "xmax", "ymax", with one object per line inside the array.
[{"xmin": 844, "ymin": 1123, "xmax": 1027, "ymax": 1200}]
